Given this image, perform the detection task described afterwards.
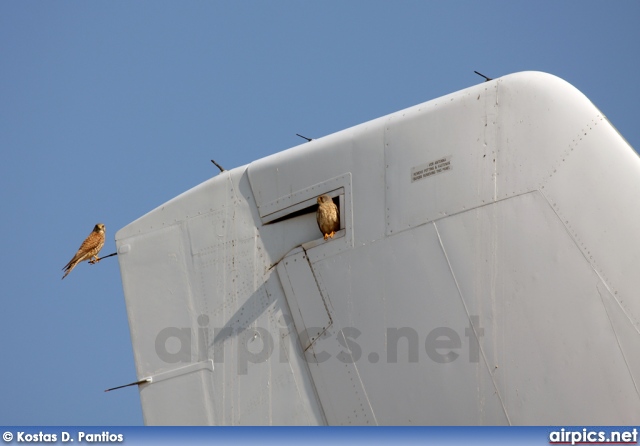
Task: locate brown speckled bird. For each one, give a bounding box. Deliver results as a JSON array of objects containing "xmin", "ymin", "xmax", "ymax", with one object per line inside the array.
[
  {"xmin": 62, "ymin": 223, "xmax": 106, "ymax": 280},
  {"xmin": 316, "ymin": 195, "xmax": 340, "ymax": 240}
]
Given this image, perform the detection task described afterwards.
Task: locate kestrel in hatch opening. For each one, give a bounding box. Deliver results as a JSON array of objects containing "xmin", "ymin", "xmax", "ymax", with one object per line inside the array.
[
  {"xmin": 316, "ymin": 194, "xmax": 340, "ymax": 240},
  {"xmin": 62, "ymin": 223, "xmax": 106, "ymax": 280}
]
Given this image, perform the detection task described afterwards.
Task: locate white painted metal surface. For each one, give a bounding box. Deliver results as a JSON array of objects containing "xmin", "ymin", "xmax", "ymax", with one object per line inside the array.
[{"xmin": 116, "ymin": 72, "xmax": 640, "ymax": 425}]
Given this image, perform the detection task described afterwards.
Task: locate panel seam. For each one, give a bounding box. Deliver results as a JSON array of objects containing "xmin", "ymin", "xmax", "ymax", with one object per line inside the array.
[{"xmin": 433, "ymin": 221, "xmax": 512, "ymax": 425}]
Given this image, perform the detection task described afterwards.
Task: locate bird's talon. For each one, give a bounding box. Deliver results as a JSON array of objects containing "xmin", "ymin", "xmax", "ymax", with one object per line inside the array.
[{"xmin": 324, "ymin": 234, "xmax": 329, "ymax": 240}]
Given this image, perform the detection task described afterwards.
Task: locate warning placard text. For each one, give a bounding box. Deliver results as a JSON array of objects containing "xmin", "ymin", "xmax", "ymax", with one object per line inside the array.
[{"xmin": 411, "ymin": 156, "xmax": 452, "ymax": 183}]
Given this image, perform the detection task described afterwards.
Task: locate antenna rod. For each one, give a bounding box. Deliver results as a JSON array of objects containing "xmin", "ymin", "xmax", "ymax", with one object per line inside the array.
[
  {"xmin": 295, "ymin": 134, "xmax": 313, "ymax": 142},
  {"xmin": 89, "ymin": 252, "xmax": 117, "ymax": 265},
  {"xmin": 211, "ymin": 159, "xmax": 225, "ymax": 172},
  {"xmin": 104, "ymin": 378, "xmax": 151, "ymax": 392},
  {"xmin": 474, "ymin": 71, "xmax": 492, "ymax": 82}
]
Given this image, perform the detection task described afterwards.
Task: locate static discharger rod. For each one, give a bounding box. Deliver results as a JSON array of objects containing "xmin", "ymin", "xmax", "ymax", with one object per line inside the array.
[
  {"xmin": 296, "ymin": 134, "xmax": 313, "ymax": 142},
  {"xmin": 474, "ymin": 71, "xmax": 493, "ymax": 82},
  {"xmin": 105, "ymin": 378, "xmax": 151, "ymax": 392}
]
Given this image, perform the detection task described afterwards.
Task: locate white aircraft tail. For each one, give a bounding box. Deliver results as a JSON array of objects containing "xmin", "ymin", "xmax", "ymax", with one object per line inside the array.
[{"xmin": 116, "ymin": 72, "xmax": 640, "ymax": 425}]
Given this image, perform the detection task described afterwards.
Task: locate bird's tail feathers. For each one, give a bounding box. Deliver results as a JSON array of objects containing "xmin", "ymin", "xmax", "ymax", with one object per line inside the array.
[{"xmin": 61, "ymin": 261, "xmax": 78, "ymax": 279}]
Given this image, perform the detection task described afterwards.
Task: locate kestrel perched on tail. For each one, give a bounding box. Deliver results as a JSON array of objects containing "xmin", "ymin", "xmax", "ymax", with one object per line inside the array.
[
  {"xmin": 316, "ymin": 194, "xmax": 340, "ymax": 240},
  {"xmin": 62, "ymin": 223, "xmax": 106, "ymax": 280}
]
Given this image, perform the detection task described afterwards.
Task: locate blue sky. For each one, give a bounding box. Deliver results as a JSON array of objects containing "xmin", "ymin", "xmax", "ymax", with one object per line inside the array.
[{"xmin": 1, "ymin": 2, "xmax": 638, "ymax": 425}]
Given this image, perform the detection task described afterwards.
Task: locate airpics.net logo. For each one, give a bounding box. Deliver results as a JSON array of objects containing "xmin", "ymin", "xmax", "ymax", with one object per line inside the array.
[
  {"xmin": 153, "ymin": 314, "xmax": 485, "ymax": 374},
  {"xmin": 549, "ymin": 428, "xmax": 638, "ymax": 445}
]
